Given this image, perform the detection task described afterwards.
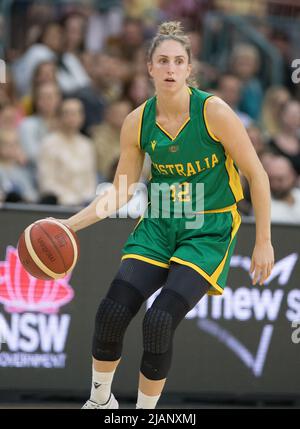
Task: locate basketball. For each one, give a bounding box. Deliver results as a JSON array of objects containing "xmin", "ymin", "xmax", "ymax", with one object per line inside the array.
[{"xmin": 17, "ymin": 219, "xmax": 80, "ymax": 280}]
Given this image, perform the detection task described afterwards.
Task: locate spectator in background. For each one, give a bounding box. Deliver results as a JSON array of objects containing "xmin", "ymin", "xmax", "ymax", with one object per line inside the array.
[
  {"xmin": 94, "ymin": 99, "xmax": 151, "ymax": 218},
  {"xmin": 7, "ymin": 1, "xmax": 56, "ymax": 60},
  {"xmin": 0, "ymin": 104, "xmax": 22, "ymax": 131},
  {"xmin": 12, "ymin": 21, "xmax": 91, "ymax": 97},
  {"xmin": 91, "ymin": 99, "xmax": 132, "ymax": 181},
  {"xmin": 61, "ymin": 12, "xmax": 87, "ymax": 56},
  {"xmin": 38, "ymin": 98, "xmax": 96, "ymax": 206},
  {"xmin": 0, "ymin": 68, "xmax": 25, "ymax": 123},
  {"xmin": 214, "ymin": 0, "xmax": 267, "ymax": 16},
  {"xmin": 217, "ymin": 74, "xmax": 252, "ymax": 127},
  {"xmin": 93, "ymin": 54, "xmax": 124, "ymax": 100},
  {"xmin": 246, "ymin": 123, "xmax": 266, "ymax": 157},
  {"xmin": 124, "ymin": 0, "xmax": 159, "ymax": 20},
  {"xmin": 18, "ymin": 82, "xmax": 61, "ymax": 168},
  {"xmin": 230, "ymin": 43, "xmax": 263, "ymax": 121},
  {"xmin": 0, "ymin": 129, "xmax": 38, "ymax": 203},
  {"xmin": 159, "ymin": 0, "xmax": 205, "ymax": 30},
  {"xmin": 261, "ymin": 86, "xmax": 291, "ymax": 138},
  {"xmin": 268, "ymin": 29, "xmax": 297, "ymax": 95},
  {"xmin": 74, "ymin": 51, "xmax": 133, "ymax": 133},
  {"xmin": 80, "ymin": 51, "xmax": 96, "ymax": 79},
  {"xmin": 12, "ymin": 22, "xmax": 62, "ymax": 96},
  {"xmin": 187, "ymin": 28, "xmax": 218, "ymax": 89},
  {"xmin": 132, "ymin": 47, "xmax": 150, "ymax": 75},
  {"xmin": 73, "ymin": 53, "xmax": 120, "ymax": 133},
  {"xmin": 238, "ymin": 124, "xmax": 268, "ymax": 216},
  {"xmin": 21, "ymin": 60, "xmax": 58, "ymax": 115},
  {"xmin": 261, "ymin": 154, "xmax": 300, "ymax": 223},
  {"xmin": 32, "ymin": 60, "xmax": 57, "ymax": 86},
  {"xmin": 85, "ymin": 0, "xmax": 123, "ymax": 53},
  {"xmin": 123, "ymin": 73, "xmax": 153, "ymax": 108},
  {"xmin": 117, "ymin": 17, "xmax": 145, "ymax": 62},
  {"xmin": 123, "ymin": 0, "xmax": 159, "ymax": 39},
  {"xmin": 269, "ymin": 100, "xmax": 300, "ymax": 175}
]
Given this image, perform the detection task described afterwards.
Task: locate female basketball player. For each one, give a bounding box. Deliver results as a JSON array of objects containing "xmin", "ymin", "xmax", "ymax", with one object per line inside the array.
[{"xmin": 58, "ymin": 22, "xmax": 274, "ymax": 409}]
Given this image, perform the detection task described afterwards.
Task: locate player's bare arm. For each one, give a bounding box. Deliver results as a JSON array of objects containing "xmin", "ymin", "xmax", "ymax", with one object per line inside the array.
[
  {"xmin": 63, "ymin": 106, "xmax": 145, "ymax": 232},
  {"xmin": 206, "ymin": 96, "xmax": 275, "ymax": 286}
]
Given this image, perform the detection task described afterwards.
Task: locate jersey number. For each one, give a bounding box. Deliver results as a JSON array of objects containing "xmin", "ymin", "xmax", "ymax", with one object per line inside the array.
[{"xmin": 170, "ymin": 182, "xmax": 191, "ymax": 202}]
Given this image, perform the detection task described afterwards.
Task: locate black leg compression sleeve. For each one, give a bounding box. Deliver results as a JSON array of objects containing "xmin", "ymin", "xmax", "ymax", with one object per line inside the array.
[
  {"xmin": 92, "ymin": 258, "xmax": 168, "ymax": 361},
  {"xmin": 141, "ymin": 263, "xmax": 211, "ymax": 380},
  {"xmin": 92, "ymin": 279, "xmax": 145, "ymax": 361},
  {"xmin": 141, "ymin": 289, "xmax": 190, "ymax": 380}
]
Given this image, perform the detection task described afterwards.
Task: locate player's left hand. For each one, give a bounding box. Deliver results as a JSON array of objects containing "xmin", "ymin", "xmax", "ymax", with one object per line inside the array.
[{"xmin": 250, "ymin": 240, "xmax": 274, "ymax": 286}]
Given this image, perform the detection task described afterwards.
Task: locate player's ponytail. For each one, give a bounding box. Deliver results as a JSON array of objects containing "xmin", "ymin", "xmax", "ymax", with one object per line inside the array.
[{"xmin": 157, "ymin": 21, "xmax": 185, "ymax": 37}]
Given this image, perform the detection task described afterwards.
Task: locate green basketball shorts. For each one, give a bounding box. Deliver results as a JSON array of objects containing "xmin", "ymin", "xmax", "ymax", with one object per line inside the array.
[{"xmin": 122, "ymin": 204, "xmax": 241, "ymax": 296}]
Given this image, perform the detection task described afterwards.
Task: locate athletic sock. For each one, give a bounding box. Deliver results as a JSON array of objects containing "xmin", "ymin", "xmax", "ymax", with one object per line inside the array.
[
  {"xmin": 90, "ymin": 368, "xmax": 115, "ymax": 405},
  {"xmin": 136, "ymin": 389, "xmax": 161, "ymax": 409}
]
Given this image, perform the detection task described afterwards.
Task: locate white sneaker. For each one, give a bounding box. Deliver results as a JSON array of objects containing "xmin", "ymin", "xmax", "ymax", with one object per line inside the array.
[{"xmin": 82, "ymin": 394, "xmax": 119, "ymax": 409}]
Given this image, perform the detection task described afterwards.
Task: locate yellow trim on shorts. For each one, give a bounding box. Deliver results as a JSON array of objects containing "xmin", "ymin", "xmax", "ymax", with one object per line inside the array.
[
  {"xmin": 211, "ymin": 206, "xmax": 241, "ymax": 284},
  {"xmin": 203, "ymin": 96, "xmax": 220, "ymax": 142},
  {"xmin": 138, "ymin": 102, "xmax": 147, "ymax": 149},
  {"xmin": 122, "ymin": 254, "xmax": 169, "ymax": 269},
  {"xmin": 169, "ymin": 256, "xmax": 224, "ymax": 295}
]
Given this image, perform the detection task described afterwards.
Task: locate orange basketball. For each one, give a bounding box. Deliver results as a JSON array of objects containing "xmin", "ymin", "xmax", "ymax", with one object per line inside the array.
[{"xmin": 17, "ymin": 219, "xmax": 80, "ymax": 280}]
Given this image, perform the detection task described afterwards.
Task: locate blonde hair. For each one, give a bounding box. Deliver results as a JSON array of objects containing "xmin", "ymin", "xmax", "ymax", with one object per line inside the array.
[
  {"xmin": 148, "ymin": 21, "xmax": 199, "ymax": 87},
  {"xmin": 148, "ymin": 21, "xmax": 192, "ymax": 63},
  {"xmin": 261, "ymin": 86, "xmax": 291, "ymax": 137},
  {"xmin": 230, "ymin": 44, "xmax": 260, "ymax": 68}
]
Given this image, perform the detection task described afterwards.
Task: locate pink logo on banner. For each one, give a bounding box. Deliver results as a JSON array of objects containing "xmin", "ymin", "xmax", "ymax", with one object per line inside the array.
[{"xmin": 0, "ymin": 247, "xmax": 74, "ymax": 314}]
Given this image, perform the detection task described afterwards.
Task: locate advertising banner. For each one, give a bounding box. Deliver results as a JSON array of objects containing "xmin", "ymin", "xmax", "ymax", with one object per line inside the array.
[{"xmin": 0, "ymin": 207, "xmax": 299, "ymax": 399}]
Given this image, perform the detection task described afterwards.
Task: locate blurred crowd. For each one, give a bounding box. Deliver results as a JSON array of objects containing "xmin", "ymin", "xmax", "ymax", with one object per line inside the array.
[{"xmin": 0, "ymin": 0, "xmax": 299, "ymax": 223}]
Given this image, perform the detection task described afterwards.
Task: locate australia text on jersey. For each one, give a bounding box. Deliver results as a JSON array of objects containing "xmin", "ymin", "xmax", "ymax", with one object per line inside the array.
[{"xmin": 152, "ymin": 153, "xmax": 219, "ymax": 176}]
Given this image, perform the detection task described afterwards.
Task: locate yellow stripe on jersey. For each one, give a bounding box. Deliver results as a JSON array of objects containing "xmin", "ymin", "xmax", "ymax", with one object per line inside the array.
[
  {"xmin": 225, "ymin": 153, "xmax": 244, "ymax": 202},
  {"xmin": 156, "ymin": 117, "xmax": 190, "ymax": 142},
  {"xmin": 203, "ymin": 96, "xmax": 220, "ymax": 142},
  {"xmin": 155, "ymin": 122, "xmax": 174, "ymax": 140},
  {"xmin": 138, "ymin": 102, "xmax": 147, "ymax": 149}
]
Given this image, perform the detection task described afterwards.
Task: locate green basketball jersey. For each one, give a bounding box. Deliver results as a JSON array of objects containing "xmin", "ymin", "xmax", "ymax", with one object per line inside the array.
[{"xmin": 139, "ymin": 87, "xmax": 244, "ymax": 216}]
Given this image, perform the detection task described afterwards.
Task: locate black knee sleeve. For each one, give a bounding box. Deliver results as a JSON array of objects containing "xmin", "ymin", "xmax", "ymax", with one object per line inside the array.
[
  {"xmin": 141, "ymin": 289, "xmax": 190, "ymax": 380},
  {"xmin": 92, "ymin": 279, "xmax": 144, "ymax": 361}
]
